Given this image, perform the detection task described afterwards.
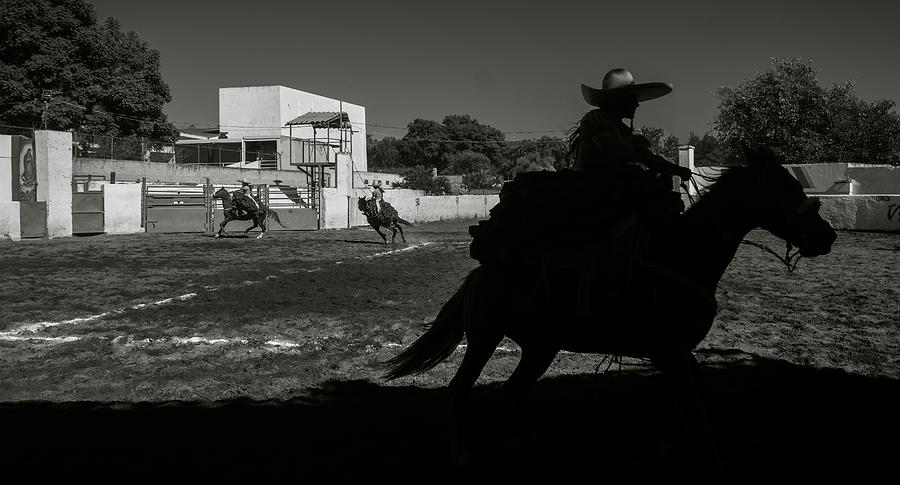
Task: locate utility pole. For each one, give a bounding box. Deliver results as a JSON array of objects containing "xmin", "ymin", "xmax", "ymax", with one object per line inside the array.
[{"xmin": 41, "ymin": 90, "xmax": 53, "ymax": 130}]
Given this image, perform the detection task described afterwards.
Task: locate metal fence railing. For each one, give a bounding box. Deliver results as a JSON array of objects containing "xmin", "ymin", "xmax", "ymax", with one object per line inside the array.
[{"xmin": 0, "ymin": 124, "xmax": 35, "ymax": 138}]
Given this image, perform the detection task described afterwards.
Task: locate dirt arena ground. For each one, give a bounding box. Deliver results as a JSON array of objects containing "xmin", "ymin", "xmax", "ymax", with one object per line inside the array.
[{"xmin": 0, "ymin": 220, "xmax": 897, "ymax": 483}]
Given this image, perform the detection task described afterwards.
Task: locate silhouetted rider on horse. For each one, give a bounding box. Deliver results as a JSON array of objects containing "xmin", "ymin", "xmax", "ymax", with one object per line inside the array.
[{"xmin": 469, "ymin": 68, "xmax": 693, "ymax": 316}]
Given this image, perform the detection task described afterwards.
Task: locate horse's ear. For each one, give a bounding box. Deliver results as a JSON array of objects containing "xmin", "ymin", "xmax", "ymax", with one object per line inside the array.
[{"xmin": 744, "ymin": 143, "xmax": 778, "ymax": 176}]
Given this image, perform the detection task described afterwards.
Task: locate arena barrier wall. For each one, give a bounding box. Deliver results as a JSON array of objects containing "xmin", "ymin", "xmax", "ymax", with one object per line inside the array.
[
  {"xmin": 331, "ymin": 188, "xmax": 499, "ymax": 230},
  {"xmin": 818, "ymin": 195, "xmax": 900, "ymax": 232}
]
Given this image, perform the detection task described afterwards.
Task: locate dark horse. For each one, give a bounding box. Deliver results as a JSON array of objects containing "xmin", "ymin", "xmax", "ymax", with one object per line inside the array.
[
  {"xmin": 358, "ymin": 197, "xmax": 413, "ymax": 244},
  {"xmin": 212, "ymin": 187, "xmax": 285, "ymax": 239},
  {"xmin": 383, "ymin": 146, "xmax": 837, "ymax": 470}
]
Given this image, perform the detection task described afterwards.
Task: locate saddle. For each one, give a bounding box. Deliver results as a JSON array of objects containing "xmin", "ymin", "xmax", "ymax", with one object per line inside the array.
[
  {"xmin": 232, "ymin": 192, "xmax": 261, "ymax": 215},
  {"xmin": 468, "ymin": 169, "xmax": 683, "ymax": 316},
  {"xmin": 366, "ymin": 199, "xmax": 399, "ymax": 224}
]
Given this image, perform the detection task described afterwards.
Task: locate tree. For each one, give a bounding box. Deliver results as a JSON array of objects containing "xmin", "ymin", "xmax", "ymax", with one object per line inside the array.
[
  {"xmin": 636, "ymin": 125, "xmax": 666, "ymax": 155},
  {"xmin": 366, "ymin": 134, "xmax": 402, "ymax": 170},
  {"xmin": 395, "ymin": 165, "xmax": 451, "ymax": 195},
  {"xmin": 661, "ymin": 134, "xmax": 681, "ymax": 162},
  {"xmin": 687, "ymin": 131, "xmax": 731, "ymax": 166},
  {"xmin": 500, "ymin": 136, "xmax": 569, "ymax": 178},
  {"xmin": 715, "ymin": 57, "xmax": 900, "ymax": 164},
  {"xmin": 400, "ymin": 119, "xmax": 447, "ymax": 169},
  {"xmin": 441, "ymin": 114, "xmax": 505, "ymax": 164},
  {"xmin": 0, "ymin": 0, "xmax": 177, "ymax": 142}
]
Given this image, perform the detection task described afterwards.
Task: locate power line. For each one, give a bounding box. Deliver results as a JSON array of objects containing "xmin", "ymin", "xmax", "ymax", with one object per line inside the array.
[{"xmin": 8, "ymin": 97, "xmax": 573, "ymax": 141}]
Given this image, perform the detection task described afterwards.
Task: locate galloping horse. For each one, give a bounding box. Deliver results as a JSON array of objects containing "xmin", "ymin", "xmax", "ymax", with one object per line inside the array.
[
  {"xmin": 382, "ymin": 146, "xmax": 837, "ymax": 468},
  {"xmin": 358, "ymin": 197, "xmax": 413, "ymax": 244},
  {"xmin": 212, "ymin": 187, "xmax": 285, "ymax": 239}
]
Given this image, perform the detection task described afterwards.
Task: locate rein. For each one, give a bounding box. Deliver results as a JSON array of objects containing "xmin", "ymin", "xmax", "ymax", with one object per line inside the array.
[
  {"xmin": 739, "ymin": 239, "xmax": 803, "ymax": 273},
  {"xmin": 681, "ymin": 174, "xmax": 802, "ymax": 274}
]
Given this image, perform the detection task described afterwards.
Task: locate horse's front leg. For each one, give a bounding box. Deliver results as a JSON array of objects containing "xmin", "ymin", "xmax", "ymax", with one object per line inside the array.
[
  {"xmin": 373, "ymin": 226, "xmax": 388, "ymax": 244},
  {"xmin": 256, "ymin": 218, "xmax": 267, "ymax": 239},
  {"xmin": 216, "ymin": 217, "xmax": 230, "ymax": 238},
  {"xmin": 651, "ymin": 351, "xmax": 722, "ymax": 482}
]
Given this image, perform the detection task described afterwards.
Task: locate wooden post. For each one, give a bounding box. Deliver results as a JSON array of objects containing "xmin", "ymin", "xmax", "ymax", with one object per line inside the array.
[{"xmin": 141, "ymin": 177, "xmax": 147, "ymax": 231}]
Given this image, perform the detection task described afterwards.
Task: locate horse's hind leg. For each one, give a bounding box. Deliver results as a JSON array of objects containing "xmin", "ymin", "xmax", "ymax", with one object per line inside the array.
[
  {"xmin": 395, "ymin": 222, "xmax": 406, "ymax": 243},
  {"xmin": 447, "ymin": 330, "xmax": 503, "ymax": 466},
  {"xmin": 652, "ymin": 352, "xmax": 722, "ymax": 482},
  {"xmin": 502, "ymin": 344, "xmax": 558, "ymax": 407}
]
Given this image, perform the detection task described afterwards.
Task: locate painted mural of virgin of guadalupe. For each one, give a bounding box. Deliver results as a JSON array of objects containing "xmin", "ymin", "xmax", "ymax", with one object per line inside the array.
[{"xmin": 19, "ymin": 143, "xmax": 37, "ymax": 201}]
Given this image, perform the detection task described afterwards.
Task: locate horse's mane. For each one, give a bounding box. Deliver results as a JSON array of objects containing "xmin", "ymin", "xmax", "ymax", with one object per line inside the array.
[{"xmin": 684, "ymin": 166, "xmax": 753, "ymax": 212}]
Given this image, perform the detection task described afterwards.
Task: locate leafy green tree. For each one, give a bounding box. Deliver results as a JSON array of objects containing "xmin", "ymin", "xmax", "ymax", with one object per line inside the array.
[
  {"xmin": 687, "ymin": 132, "xmax": 732, "ymax": 166},
  {"xmin": 715, "ymin": 57, "xmax": 900, "ymax": 164},
  {"xmin": 395, "ymin": 165, "xmax": 451, "ymax": 195},
  {"xmin": 366, "ymin": 134, "xmax": 403, "ymax": 170},
  {"xmin": 445, "ymin": 150, "xmax": 491, "ymax": 174},
  {"xmin": 636, "ymin": 125, "xmax": 666, "ymax": 155},
  {"xmin": 500, "ymin": 136, "xmax": 569, "ymax": 178},
  {"xmin": 661, "ymin": 134, "xmax": 680, "ymax": 162},
  {"xmin": 0, "ymin": 0, "xmax": 177, "ymax": 142},
  {"xmin": 400, "ymin": 119, "xmax": 448, "ymax": 169},
  {"xmin": 441, "ymin": 114, "xmax": 505, "ymax": 164}
]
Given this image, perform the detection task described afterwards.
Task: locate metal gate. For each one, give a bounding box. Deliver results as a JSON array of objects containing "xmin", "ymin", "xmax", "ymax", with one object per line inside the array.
[
  {"xmin": 143, "ymin": 182, "xmax": 212, "ymax": 233},
  {"xmin": 72, "ymin": 184, "xmax": 105, "ymax": 235},
  {"xmin": 19, "ymin": 201, "xmax": 47, "ymax": 238}
]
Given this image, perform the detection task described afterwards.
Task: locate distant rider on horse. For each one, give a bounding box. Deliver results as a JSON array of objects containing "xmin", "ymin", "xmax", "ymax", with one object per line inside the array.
[{"xmin": 233, "ymin": 180, "xmax": 260, "ymax": 217}]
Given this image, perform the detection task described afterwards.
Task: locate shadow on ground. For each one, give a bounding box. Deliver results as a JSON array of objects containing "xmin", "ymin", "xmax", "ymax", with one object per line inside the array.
[{"xmin": 1, "ymin": 357, "xmax": 896, "ymax": 484}]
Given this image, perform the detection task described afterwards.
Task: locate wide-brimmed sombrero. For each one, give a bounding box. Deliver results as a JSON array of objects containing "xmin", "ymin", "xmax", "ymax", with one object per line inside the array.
[{"xmin": 581, "ymin": 68, "xmax": 672, "ymax": 106}]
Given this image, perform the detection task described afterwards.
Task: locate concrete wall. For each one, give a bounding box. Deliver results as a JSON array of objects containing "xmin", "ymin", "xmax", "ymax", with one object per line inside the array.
[
  {"xmin": 847, "ymin": 165, "xmax": 900, "ymax": 195},
  {"xmin": 219, "ymin": 86, "xmax": 283, "ymax": 139},
  {"xmin": 75, "ymin": 158, "xmax": 310, "ymax": 187},
  {"xmin": 35, "ymin": 131, "xmax": 72, "ymax": 238},
  {"xmin": 103, "ymin": 183, "xmax": 143, "ymax": 234},
  {"xmin": 0, "ymin": 136, "xmax": 11, "ymax": 202},
  {"xmin": 783, "ymin": 163, "xmax": 851, "ymax": 194},
  {"xmin": 819, "ymin": 195, "xmax": 900, "ymax": 232},
  {"xmin": 0, "ymin": 202, "xmax": 20, "ymax": 240}
]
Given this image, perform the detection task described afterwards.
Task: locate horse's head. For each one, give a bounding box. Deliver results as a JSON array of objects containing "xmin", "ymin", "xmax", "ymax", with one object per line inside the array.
[
  {"xmin": 743, "ymin": 145, "xmax": 836, "ymax": 257},
  {"xmin": 213, "ymin": 187, "xmax": 230, "ymax": 200},
  {"xmin": 357, "ymin": 197, "xmax": 369, "ymax": 212}
]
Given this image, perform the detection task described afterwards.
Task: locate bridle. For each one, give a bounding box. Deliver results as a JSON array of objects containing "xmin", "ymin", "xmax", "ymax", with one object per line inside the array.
[{"xmin": 681, "ymin": 173, "xmax": 803, "ymax": 273}]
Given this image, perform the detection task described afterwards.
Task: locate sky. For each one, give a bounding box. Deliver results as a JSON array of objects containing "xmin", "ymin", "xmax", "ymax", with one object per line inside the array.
[{"xmin": 89, "ymin": 0, "xmax": 900, "ymax": 142}]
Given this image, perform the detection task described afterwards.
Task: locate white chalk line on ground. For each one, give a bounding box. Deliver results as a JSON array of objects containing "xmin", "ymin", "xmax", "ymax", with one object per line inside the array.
[{"xmin": 1, "ymin": 242, "xmax": 437, "ymax": 344}]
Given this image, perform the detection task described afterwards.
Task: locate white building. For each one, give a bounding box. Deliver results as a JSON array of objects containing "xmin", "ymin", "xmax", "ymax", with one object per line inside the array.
[{"xmin": 175, "ymin": 85, "xmax": 367, "ymax": 188}]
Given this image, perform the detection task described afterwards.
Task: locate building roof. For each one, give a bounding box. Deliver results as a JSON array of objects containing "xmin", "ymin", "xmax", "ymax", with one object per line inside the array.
[
  {"xmin": 177, "ymin": 126, "xmax": 221, "ymax": 140},
  {"xmin": 285, "ymin": 111, "xmax": 351, "ymax": 128}
]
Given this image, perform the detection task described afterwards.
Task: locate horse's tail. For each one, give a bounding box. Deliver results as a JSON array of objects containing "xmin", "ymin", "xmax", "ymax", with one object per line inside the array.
[
  {"xmin": 398, "ymin": 217, "xmax": 413, "ymax": 226},
  {"xmin": 382, "ymin": 270, "xmax": 475, "ymax": 380},
  {"xmin": 268, "ymin": 209, "xmax": 286, "ymax": 228}
]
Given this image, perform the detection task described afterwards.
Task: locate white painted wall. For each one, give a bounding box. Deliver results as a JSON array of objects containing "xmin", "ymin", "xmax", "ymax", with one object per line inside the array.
[
  {"xmin": 819, "ymin": 195, "xmax": 900, "ymax": 232},
  {"xmin": 0, "ymin": 202, "xmax": 20, "ymax": 240},
  {"xmin": 218, "ymin": 86, "xmax": 283, "ymax": 139},
  {"xmin": 103, "ymin": 183, "xmax": 143, "ymax": 234},
  {"xmin": 35, "ymin": 130, "xmax": 72, "ymax": 238},
  {"xmin": 0, "ymin": 135, "xmax": 11, "ymax": 202}
]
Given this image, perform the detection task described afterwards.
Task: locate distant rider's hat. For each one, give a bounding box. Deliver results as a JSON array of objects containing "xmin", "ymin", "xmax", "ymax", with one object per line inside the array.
[
  {"xmin": 238, "ymin": 179, "xmax": 251, "ymax": 187},
  {"xmin": 581, "ymin": 68, "xmax": 672, "ymax": 107}
]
